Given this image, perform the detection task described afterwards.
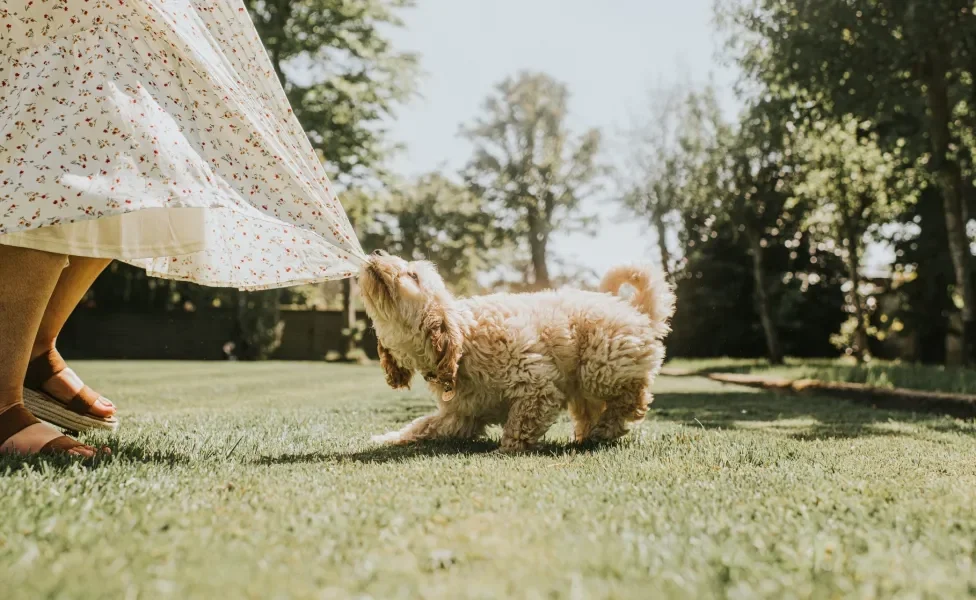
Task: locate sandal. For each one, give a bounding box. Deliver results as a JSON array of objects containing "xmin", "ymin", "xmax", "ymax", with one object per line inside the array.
[
  {"xmin": 0, "ymin": 404, "xmax": 101, "ymax": 455},
  {"xmin": 22, "ymin": 349, "xmax": 119, "ymax": 433}
]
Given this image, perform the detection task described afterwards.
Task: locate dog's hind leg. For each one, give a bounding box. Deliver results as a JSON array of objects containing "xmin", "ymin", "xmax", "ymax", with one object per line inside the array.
[
  {"xmin": 372, "ymin": 411, "xmax": 486, "ymax": 446},
  {"xmin": 569, "ymin": 397, "xmax": 606, "ymax": 443},
  {"xmin": 499, "ymin": 387, "xmax": 565, "ymax": 453},
  {"xmin": 584, "ymin": 384, "xmax": 652, "ymax": 443}
]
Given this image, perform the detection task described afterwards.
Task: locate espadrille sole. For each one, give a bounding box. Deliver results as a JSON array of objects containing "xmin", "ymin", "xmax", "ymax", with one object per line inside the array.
[{"xmin": 23, "ymin": 387, "xmax": 119, "ymax": 433}]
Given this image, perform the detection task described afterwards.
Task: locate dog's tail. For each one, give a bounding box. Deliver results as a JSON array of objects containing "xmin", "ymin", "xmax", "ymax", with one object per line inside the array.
[{"xmin": 600, "ymin": 264, "xmax": 676, "ymax": 336}]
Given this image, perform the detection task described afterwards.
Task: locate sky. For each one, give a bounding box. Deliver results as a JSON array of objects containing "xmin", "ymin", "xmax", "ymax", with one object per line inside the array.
[{"xmin": 385, "ymin": 0, "xmax": 741, "ymax": 276}]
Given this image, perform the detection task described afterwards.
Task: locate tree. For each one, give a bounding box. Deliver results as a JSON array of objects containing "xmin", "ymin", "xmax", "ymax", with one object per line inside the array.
[
  {"xmin": 619, "ymin": 85, "xmax": 797, "ymax": 364},
  {"xmin": 371, "ymin": 174, "xmax": 505, "ymax": 295},
  {"xmin": 349, "ymin": 174, "xmax": 505, "ymax": 295},
  {"xmin": 618, "ymin": 83, "xmax": 714, "ymax": 276},
  {"xmin": 719, "ymin": 0, "xmax": 976, "ymax": 362},
  {"xmin": 462, "ymin": 72, "xmax": 604, "ymax": 290},
  {"xmin": 887, "ymin": 189, "xmax": 957, "ymax": 363},
  {"xmin": 791, "ymin": 118, "xmax": 918, "ymax": 359},
  {"xmin": 670, "ymin": 201, "xmax": 846, "ymax": 360},
  {"xmin": 695, "ymin": 96, "xmax": 797, "ymax": 364},
  {"xmin": 245, "ymin": 0, "xmax": 419, "ymax": 185},
  {"xmin": 669, "ymin": 218, "xmax": 770, "ymax": 359}
]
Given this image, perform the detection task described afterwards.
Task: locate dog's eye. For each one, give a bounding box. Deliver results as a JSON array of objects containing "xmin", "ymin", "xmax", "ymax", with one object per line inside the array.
[{"xmin": 408, "ymin": 272, "xmax": 420, "ymax": 283}]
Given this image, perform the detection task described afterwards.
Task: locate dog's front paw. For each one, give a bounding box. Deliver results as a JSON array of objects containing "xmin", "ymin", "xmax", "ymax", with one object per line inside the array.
[{"xmin": 371, "ymin": 430, "xmax": 409, "ymax": 446}]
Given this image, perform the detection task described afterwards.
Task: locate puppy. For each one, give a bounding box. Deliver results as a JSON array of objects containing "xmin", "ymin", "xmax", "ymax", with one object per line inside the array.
[{"xmin": 359, "ymin": 251, "xmax": 676, "ymax": 452}]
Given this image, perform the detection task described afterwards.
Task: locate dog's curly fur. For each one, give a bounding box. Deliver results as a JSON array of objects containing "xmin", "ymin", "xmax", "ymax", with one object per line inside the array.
[{"xmin": 359, "ymin": 252, "xmax": 676, "ymax": 452}]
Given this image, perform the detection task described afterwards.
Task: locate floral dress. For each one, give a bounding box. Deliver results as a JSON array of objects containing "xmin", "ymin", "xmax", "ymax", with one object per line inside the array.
[{"xmin": 0, "ymin": 0, "xmax": 367, "ymax": 290}]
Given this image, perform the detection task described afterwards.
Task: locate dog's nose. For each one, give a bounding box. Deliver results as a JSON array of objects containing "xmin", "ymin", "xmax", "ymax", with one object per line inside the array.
[{"xmin": 371, "ymin": 249, "xmax": 388, "ymax": 257}]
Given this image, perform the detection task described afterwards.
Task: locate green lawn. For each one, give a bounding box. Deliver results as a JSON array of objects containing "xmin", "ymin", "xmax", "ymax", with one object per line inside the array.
[
  {"xmin": 2, "ymin": 362, "xmax": 976, "ymax": 599},
  {"xmin": 668, "ymin": 357, "xmax": 976, "ymax": 395}
]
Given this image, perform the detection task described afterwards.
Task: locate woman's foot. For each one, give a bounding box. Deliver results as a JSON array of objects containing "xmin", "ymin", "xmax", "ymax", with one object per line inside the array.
[
  {"xmin": 0, "ymin": 404, "xmax": 105, "ymax": 457},
  {"xmin": 26, "ymin": 347, "xmax": 115, "ymax": 418}
]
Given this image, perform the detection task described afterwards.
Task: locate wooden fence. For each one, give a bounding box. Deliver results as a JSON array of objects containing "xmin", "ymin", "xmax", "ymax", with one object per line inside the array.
[{"xmin": 57, "ymin": 309, "xmax": 378, "ymax": 361}]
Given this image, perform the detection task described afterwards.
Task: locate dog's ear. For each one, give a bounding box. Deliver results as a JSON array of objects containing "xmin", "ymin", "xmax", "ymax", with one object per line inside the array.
[
  {"xmin": 420, "ymin": 300, "xmax": 463, "ymax": 397},
  {"xmin": 377, "ymin": 340, "xmax": 412, "ymax": 390}
]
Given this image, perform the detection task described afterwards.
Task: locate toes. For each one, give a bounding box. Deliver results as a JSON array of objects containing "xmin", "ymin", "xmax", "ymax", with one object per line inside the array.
[
  {"xmin": 0, "ymin": 422, "xmax": 110, "ymax": 458},
  {"xmin": 89, "ymin": 398, "xmax": 116, "ymax": 418},
  {"xmin": 68, "ymin": 445, "xmax": 96, "ymax": 458},
  {"xmin": 67, "ymin": 445, "xmax": 111, "ymax": 458},
  {"xmin": 42, "ymin": 367, "xmax": 117, "ymax": 417}
]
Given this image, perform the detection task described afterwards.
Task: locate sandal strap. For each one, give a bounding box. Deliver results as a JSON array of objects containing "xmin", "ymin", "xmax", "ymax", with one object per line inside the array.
[
  {"xmin": 65, "ymin": 386, "xmax": 101, "ymax": 414},
  {"xmin": 0, "ymin": 404, "xmax": 42, "ymax": 445},
  {"xmin": 24, "ymin": 349, "xmax": 68, "ymax": 390},
  {"xmin": 40, "ymin": 435, "xmax": 91, "ymax": 454}
]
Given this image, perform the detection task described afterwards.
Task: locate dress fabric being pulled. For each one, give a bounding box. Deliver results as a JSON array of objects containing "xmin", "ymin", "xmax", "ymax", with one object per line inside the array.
[{"xmin": 0, "ymin": 0, "xmax": 366, "ymax": 290}]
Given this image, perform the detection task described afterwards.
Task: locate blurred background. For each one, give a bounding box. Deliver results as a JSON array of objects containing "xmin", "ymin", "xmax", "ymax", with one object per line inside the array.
[{"xmin": 66, "ymin": 0, "xmax": 976, "ymax": 368}]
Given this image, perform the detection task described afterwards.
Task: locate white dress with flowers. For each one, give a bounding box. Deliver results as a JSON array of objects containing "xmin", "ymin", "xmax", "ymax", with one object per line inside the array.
[{"xmin": 0, "ymin": 0, "xmax": 366, "ymax": 290}]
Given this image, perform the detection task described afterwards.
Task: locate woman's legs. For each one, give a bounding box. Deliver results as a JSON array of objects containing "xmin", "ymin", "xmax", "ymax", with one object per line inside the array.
[
  {"xmin": 30, "ymin": 257, "xmax": 115, "ymax": 418},
  {"xmin": 0, "ymin": 246, "xmax": 96, "ymax": 456}
]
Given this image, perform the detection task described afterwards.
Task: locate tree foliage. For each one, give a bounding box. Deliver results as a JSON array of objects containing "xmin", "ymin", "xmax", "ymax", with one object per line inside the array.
[
  {"xmin": 790, "ymin": 117, "xmax": 919, "ymax": 357},
  {"xmin": 719, "ymin": 0, "xmax": 976, "ymax": 362},
  {"xmin": 463, "ymin": 72, "xmax": 605, "ymax": 290},
  {"xmin": 245, "ymin": 0, "xmax": 419, "ymax": 185},
  {"xmin": 618, "ymin": 84, "xmax": 721, "ymax": 275},
  {"xmin": 351, "ymin": 174, "xmax": 505, "ymax": 295}
]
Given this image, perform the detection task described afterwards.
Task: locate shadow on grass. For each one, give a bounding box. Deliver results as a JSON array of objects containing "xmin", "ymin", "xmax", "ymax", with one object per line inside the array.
[
  {"xmin": 255, "ymin": 438, "xmax": 612, "ymax": 465},
  {"xmin": 110, "ymin": 443, "xmax": 199, "ymax": 466},
  {"xmin": 7, "ymin": 386, "xmax": 969, "ymax": 476},
  {"xmin": 651, "ymin": 388, "xmax": 975, "ymax": 441},
  {"xmin": 258, "ymin": 387, "xmax": 976, "ymax": 466},
  {"xmin": 0, "ymin": 441, "xmax": 203, "ymax": 475},
  {"xmin": 0, "ymin": 451, "xmax": 116, "ymax": 475}
]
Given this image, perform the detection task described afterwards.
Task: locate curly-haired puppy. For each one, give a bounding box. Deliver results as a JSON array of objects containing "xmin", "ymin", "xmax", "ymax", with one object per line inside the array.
[{"xmin": 359, "ymin": 251, "xmax": 675, "ymax": 453}]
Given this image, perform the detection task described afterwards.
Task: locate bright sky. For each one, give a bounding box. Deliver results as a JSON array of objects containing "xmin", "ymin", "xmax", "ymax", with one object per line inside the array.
[{"xmin": 386, "ymin": 0, "xmax": 740, "ymax": 277}]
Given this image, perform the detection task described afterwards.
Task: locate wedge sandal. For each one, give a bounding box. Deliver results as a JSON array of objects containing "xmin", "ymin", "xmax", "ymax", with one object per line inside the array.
[
  {"xmin": 0, "ymin": 404, "xmax": 99, "ymax": 455},
  {"xmin": 23, "ymin": 349, "xmax": 119, "ymax": 433}
]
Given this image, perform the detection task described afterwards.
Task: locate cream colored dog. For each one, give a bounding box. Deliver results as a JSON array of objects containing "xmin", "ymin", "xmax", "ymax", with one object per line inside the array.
[{"xmin": 359, "ymin": 251, "xmax": 676, "ymax": 452}]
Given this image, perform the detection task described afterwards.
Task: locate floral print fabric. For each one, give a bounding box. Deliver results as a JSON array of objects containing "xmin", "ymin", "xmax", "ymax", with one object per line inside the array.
[{"xmin": 0, "ymin": 0, "xmax": 367, "ymax": 290}]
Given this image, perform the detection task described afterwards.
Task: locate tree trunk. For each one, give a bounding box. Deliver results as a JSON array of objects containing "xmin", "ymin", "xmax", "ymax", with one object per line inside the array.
[
  {"xmin": 925, "ymin": 55, "xmax": 974, "ymax": 365},
  {"xmin": 747, "ymin": 235, "xmax": 784, "ymax": 365},
  {"xmin": 844, "ymin": 233, "xmax": 870, "ymax": 362},
  {"xmin": 529, "ymin": 235, "xmax": 550, "ymax": 289},
  {"xmin": 653, "ymin": 209, "xmax": 672, "ymax": 277},
  {"xmin": 527, "ymin": 212, "xmax": 551, "ymax": 290}
]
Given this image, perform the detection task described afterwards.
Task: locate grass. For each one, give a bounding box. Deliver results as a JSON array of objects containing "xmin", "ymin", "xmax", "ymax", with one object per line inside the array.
[
  {"xmin": 2, "ymin": 361, "xmax": 976, "ymax": 599},
  {"xmin": 668, "ymin": 357, "xmax": 976, "ymax": 395}
]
